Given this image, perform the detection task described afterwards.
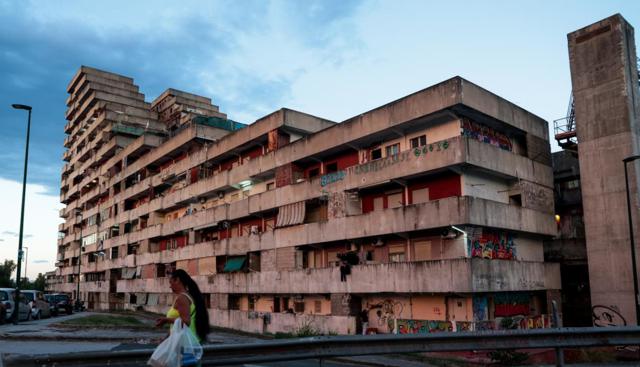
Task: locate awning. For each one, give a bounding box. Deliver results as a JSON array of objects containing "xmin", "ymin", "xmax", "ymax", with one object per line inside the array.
[
  {"xmin": 193, "ymin": 221, "xmax": 218, "ymax": 231},
  {"xmin": 122, "ymin": 267, "xmax": 137, "ymax": 279},
  {"xmin": 275, "ymin": 201, "xmax": 306, "ymax": 228},
  {"xmin": 223, "ymin": 256, "xmax": 246, "ymax": 272}
]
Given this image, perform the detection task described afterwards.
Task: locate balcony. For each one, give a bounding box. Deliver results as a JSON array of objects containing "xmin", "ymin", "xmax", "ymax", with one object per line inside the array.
[
  {"xmin": 118, "ymin": 258, "xmax": 559, "ymax": 295},
  {"xmin": 208, "ymin": 309, "xmax": 356, "ymax": 335}
]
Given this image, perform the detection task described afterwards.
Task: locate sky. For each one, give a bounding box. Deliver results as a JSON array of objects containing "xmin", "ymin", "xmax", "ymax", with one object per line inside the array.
[{"xmin": 0, "ymin": 0, "xmax": 639, "ymax": 279}]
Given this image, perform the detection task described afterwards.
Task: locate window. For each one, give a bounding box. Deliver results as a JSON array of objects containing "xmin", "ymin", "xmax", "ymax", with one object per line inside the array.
[
  {"xmin": 308, "ymin": 167, "xmax": 320, "ymax": 178},
  {"xmin": 248, "ymin": 295, "xmax": 256, "ymax": 311},
  {"xmin": 370, "ymin": 148, "xmax": 382, "ymax": 160},
  {"xmin": 389, "ymin": 252, "xmax": 406, "ymax": 263},
  {"xmin": 266, "ymin": 182, "xmax": 275, "ymax": 191},
  {"xmin": 410, "ymin": 135, "xmax": 427, "ymax": 148},
  {"xmin": 127, "ymin": 243, "xmax": 138, "ymax": 255},
  {"xmin": 156, "ymin": 263, "xmax": 166, "ymax": 278},
  {"xmin": 111, "ymin": 246, "xmax": 119, "ymax": 259},
  {"xmin": 228, "ymin": 295, "xmax": 241, "ymax": 310},
  {"xmin": 88, "ymin": 252, "xmax": 96, "ymax": 263},
  {"xmin": 389, "ymin": 245, "xmax": 406, "ymax": 263},
  {"xmin": 314, "ymin": 300, "xmax": 322, "ymax": 313},
  {"xmin": 294, "ymin": 301, "xmax": 305, "ymax": 313},
  {"xmin": 412, "ymin": 188, "xmax": 429, "ymax": 205},
  {"xmin": 130, "ymin": 293, "xmax": 137, "ymax": 304},
  {"xmin": 385, "ymin": 143, "xmax": 400, "ymax": 157},
  {"xmin": 387, "ymin": 192, "xmax": 403, "ymax": 208},
  {"xmin": 325, "ymin": 162, "xmax": 338, "ymax": 173}
]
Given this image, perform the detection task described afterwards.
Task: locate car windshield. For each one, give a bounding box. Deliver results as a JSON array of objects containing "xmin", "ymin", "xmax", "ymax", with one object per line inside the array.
[
  {"xmin": 0, "ymin": 291, "xmax": 7, "ymax": 302},
  {"xmin": 54, "ymin": 295, "xmax": 69, "ymax": 302}
]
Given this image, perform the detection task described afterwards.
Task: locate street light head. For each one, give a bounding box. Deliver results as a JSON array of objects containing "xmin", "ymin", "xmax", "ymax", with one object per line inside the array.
[
  {"xmin": 623, "ymin": 155, "xmax": 640, "ymax": 163},
  {"xmin": 11, "ymin": 104, "xmax": 32, "ymax": 111}
]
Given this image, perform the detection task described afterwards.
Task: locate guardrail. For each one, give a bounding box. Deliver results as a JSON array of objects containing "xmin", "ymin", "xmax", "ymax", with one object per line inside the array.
[{"xmin": 2, "ymin": 326, "xmax": 640, "ymax": 367}]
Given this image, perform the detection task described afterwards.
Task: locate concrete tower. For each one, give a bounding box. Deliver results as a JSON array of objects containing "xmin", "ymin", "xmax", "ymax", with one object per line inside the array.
[{"xmin": 568, "ymin": 14, "xmax": 640, "ymax": 326}]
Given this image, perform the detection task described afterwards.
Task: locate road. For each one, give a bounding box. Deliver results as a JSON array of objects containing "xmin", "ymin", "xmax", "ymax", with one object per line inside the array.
[{"xmin": 0, "ymin": 313, "xmax": 399, "ymax": 366}]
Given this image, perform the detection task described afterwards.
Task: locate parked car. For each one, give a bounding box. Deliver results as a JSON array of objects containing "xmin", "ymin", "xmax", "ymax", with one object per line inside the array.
[
  {"xmin": 43, "ymin": 294, "xmax": 59, "ymax": 317},
  {"xmin": 22, "ymin": 290, "xmax": 51, "ymax": 319},
  {"xmin": 47, "ymin": 293, "xmax": 72, "ymax": 315},
  {"xmin": 0, "ymin": 288, "xmax": 31, "ymax": 321}
]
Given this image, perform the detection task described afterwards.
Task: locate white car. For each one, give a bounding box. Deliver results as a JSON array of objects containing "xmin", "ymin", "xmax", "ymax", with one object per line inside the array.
[
  {"xmin": 22, "ymin": 290, "xmax": 51, "ymax": 319},
  {"xmin": 0, "ymin": 288, "xmax": 32, "ymax": 321}
]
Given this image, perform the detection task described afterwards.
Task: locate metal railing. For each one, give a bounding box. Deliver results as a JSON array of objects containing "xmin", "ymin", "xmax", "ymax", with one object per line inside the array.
[{"xmin": 2, "ymin": 326, "xmax": 640, "ymax": 367}]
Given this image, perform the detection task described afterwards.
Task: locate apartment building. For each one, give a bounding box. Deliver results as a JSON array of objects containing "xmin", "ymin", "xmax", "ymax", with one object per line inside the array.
[{"xmin": 49, "ymin": 66, "xmax": 559, "ymax": 335}]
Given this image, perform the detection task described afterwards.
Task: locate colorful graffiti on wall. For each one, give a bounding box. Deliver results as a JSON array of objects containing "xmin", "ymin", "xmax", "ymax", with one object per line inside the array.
[
  {"xmin": 461, "ymin": 119, "xmax": 513, "ymax": 151},
  {"xmin": 493, "ymin": 293, "xmax": 531, "ymax": 317},
  {"xmin": 369, "ymin": 299, "xmax": 404, "ymax": 333},
  {"xmin": 397, "ymin": 319, "xmax": 453, "ymax": 334},
  {"xmin": 468, "ymin": 231, "xmax": 516, "ymax": 260},
  {"xmin": 472, "ymin": 296, "xmax": 488, "ymax": 321}
]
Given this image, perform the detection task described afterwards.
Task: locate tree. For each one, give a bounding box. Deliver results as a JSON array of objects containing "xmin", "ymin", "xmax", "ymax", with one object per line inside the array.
[
  {"xmin": 0, "ymin": 260, "xmax": 16, "ymax": 287},
  {"xmin": 31, "ymin": 273, "xmax": 46, "ymax": 291}
]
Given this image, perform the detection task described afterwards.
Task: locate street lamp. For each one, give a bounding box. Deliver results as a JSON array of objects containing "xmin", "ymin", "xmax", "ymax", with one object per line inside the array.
[
  {"xmin": 623, "ymin": 154, "xmax": 640, "ymax": 325},
  {"xmin": 10, "ymin": 103, "xmax": 32, "ymax": 324}
]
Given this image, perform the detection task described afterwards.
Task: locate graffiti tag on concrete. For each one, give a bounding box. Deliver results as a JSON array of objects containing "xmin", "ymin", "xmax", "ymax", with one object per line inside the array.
[{"xmin": 592, "ymin": 305, "xmax": 626, "ymax": 327}]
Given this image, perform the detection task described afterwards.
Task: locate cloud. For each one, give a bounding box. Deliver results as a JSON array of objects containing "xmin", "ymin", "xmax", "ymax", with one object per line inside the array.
[
  {"xmin": 32, "ymin": 260, "xmax": 49, "ymax": 264},
  {"xmin": 1, "ymin": 231, "xmax": 33, "ymax": 238},
  {"xmin": 0, "ymin": 0, "xmax": 365, "ymax": 192}
]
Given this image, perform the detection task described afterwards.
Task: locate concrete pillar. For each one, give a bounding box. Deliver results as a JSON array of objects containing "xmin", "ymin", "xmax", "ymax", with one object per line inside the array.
[{"xmin": 568, "ymin": 14, "xmax": 640, "ymax": 326}]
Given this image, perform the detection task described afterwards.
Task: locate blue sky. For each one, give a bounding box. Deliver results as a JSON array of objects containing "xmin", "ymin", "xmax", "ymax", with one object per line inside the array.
[{"xmin": 0, "ymin": 0, "xmax": 638, "ymax": 276}]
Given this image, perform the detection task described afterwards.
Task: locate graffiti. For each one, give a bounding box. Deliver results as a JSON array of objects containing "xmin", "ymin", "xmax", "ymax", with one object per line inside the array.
[
  {"xmin": 397, "ymin": 319, "xmax": 453, "ymax": 334},
  {"xmin": 461, "ymin": 119, "xmax": 512, "ymax": 151},
  {"xmin": 473, "ymin": 296, "xmax": 488, "ymax": 321},
  {"xmin": 456, "ymin": 321, "xmax": 474, "ymax": 332},
  {"xmin": 593, "ymin": 305, "xmax": 627, "ymax": 327},
  {"xmin": 327, "ymin": 192, "xmax": 346, "ymax": 219},
  {"xmin": 349, "ymin": 138, "xmax": 454, "ymax": 177},
  {"xmin": 520, "ymin": 180, "xmax": 554, "ymax": 213},
  {"xmin": 493, "ymin": 293, "xmax": 530, "ymax": 317},
  {"xmin": 413, "ymin": 140, "xmax": 449, "ymax": 158},
  {"xmin": 320, "ymin": 171, "xmax": 346, "ymax": 187},
  {"xmin": 369, "ymin": 299, "xmax": 403, "ymax": 332},
  {"xmin": 352, "ymin": 151, "xmax": 411, "ymax": 175},
  {"xmin": 475, "ymin": 320, "xmax": 496, "ymax": 331},
  {"xmin": 468, "ymin": 230, "xmax": 516, "ymax": 260}
]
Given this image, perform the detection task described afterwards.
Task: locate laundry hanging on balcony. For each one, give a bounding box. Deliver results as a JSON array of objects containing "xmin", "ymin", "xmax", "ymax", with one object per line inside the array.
[{"xmin": 275, "ymin": 201, "xmax": 306, "ymax": 228}]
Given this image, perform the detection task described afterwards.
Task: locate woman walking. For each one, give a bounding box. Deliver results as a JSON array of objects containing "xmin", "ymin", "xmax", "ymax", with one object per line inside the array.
[{"xmin": 156, "ymin": 269, "xmax": 210, "ymax": 343}]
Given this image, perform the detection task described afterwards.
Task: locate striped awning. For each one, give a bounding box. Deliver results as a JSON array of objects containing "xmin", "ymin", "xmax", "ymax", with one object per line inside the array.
[{"xmin": 275, "ymin": 201, "xmax": 306, "ymax": 228}]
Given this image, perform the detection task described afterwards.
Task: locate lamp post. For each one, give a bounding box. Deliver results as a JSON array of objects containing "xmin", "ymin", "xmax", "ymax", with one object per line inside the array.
[
  {"xmin": 623, "ymin": 154, "xmax": 640, "ymax": 325},
  {"xmin": 75, "ymin": 208, "xmax": 83, "ymax": 311},
  {"xmin": 10, "ymin": 103, "xmax": 32, "ymax": 324}
]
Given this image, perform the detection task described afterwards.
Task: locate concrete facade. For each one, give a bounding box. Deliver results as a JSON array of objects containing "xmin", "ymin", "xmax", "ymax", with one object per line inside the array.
[
  {"xmin": 49, "ymin": 67, "xmax": 559, "ymax": 335},
  {"xmin": 568, "ymin": 14, "xmax": 640, "ymax": 326}
]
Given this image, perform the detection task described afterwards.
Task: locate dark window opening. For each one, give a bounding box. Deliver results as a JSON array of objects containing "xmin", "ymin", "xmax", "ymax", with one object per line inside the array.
[
  {"xmin": 325, "ymin": 162, "xmax": 338, "ymax": 173},
  {"xmin": 370, "ymin": 148, "xmax": 382, "ymax": 160},
  {"xmin": 228, "ymin": 295, "xmax": 241, "ymax": 310},
  {"xmin": 308, "ymin": 168, "xmax": 320, "ymax": 178}
]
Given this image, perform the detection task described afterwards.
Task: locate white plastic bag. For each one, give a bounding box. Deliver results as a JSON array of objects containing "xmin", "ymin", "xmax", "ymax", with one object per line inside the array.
[
  {"xmin": 148, "ymin": 319, "xmax": 202, "ymax": 367},
  {"xmin": 181, "ymin": 321, "xmax": 203, "ymax": 366}
]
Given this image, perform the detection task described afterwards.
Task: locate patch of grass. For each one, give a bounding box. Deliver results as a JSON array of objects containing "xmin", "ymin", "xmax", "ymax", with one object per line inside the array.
[{"xmin": 60, "ymin": 314, "xmax": 145, "ymax": 327}]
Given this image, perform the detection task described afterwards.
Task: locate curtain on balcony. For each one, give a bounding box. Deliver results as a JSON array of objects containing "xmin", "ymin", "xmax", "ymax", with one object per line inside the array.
[{"xmin": 275, "ymin": 201, "xmax": 305, "ymax": 228}]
